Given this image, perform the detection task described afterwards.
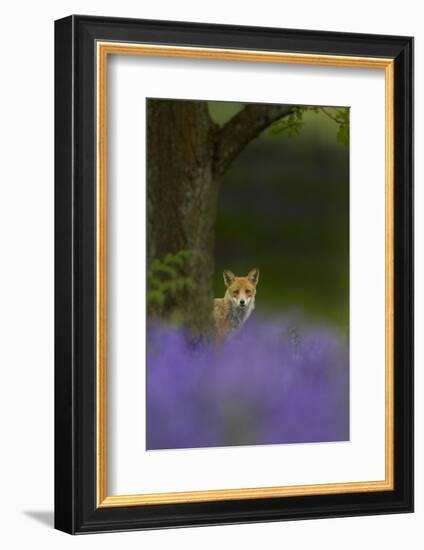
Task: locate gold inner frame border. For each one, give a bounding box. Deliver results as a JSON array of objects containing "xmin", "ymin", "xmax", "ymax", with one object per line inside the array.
[{"xmin": 96, "ymin": 42, "xmax": 394, "ymax": 508}]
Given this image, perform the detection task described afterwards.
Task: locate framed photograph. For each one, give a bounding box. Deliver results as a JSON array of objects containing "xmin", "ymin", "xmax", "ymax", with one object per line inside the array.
[{"xmin": 55, "ymin": 15, "xmax": 413, "ymax": 534}]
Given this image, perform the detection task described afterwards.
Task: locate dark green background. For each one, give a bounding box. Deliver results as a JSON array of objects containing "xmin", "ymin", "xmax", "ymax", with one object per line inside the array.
[{"xmin": 209, "ymin": 102, "xmax": 349, "ymax": 329}]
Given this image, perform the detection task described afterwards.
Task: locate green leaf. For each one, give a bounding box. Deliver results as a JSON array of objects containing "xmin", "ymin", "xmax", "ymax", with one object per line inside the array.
[
  {"xmin": 147, "ymin": 249, "xmax": 198, "ymax": 314},
  {"xmin": 337, "ymin": 124, "xmax": 349, "ymax": 148},
  {"xmin": 151, "ymin": 262, "xmax": 178, "ymax": 278},
  {"xmin": 147, "ymin": 290, "xmax": 165, "ymax": 307},
  {"xmin": 177, "ymin": 249, "xmax": 197, "ymax": 259},
  {"xmin": 164, "ymin": 253, "xmax": 183, "ymax": 267}
]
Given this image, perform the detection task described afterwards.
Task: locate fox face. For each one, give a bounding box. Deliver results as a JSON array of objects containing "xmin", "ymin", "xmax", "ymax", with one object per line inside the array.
[{"xmin": 223, "ymin": 268, "xmax": 260, "ymax": 311}]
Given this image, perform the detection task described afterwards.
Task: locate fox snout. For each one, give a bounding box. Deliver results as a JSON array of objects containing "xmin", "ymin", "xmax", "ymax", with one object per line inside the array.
[{"xmin": 232, "ymin": 294, "xmax": 250, "ymax": 309}]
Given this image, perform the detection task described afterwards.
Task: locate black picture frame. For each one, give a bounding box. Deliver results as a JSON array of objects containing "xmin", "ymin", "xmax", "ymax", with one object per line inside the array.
[{"xmin": 55, "ymin": 14, "xmax": 414, "ymax": 534}]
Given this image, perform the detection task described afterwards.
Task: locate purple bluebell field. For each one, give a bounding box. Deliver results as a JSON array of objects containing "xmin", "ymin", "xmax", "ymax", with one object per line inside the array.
[{"xmin": 146, "ymin": 315, "xmax": 349, "ymax": 450}]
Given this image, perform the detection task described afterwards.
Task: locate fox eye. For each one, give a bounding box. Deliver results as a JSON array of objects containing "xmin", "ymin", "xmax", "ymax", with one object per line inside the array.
[
  {"xmin": 233, "ymin": 290, "xmax": 239, "ymax": 296},
  {"xmin": 246, "ymin": 290, "xmax": 251, "ymax": 295}
]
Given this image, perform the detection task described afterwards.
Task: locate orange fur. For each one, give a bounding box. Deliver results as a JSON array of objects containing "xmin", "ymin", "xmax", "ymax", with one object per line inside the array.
[{"xmin": 213, "ymin": 268, "xmax": 259, "ymax": 342}]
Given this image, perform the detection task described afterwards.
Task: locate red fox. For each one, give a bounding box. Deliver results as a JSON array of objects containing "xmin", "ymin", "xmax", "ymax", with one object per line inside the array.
[{"xmin": 213, "ymin": 268, "xmax": 260, "ymax": 341}]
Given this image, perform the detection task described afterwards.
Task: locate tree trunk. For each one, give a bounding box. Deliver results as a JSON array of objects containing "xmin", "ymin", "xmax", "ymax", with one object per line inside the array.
[
  {"xmin": 147, "ymin": 99, "xmax": 294, "ymax": 336},
  {"xmin": 147, "ymin": 99, "xmax": 219, "ymax": 336}
]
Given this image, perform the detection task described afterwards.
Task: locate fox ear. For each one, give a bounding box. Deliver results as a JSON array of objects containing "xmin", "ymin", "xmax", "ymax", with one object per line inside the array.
[
  {"xmin": 223, "ymin": 270, "xmax": 235, "ymax": 287},
  {"xmin": 248, "ymin": 268, "xmax": 260, "ymax": 286}
]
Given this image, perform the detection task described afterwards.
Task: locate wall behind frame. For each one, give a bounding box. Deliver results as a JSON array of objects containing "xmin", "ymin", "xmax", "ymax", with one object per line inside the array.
[{"xmin": 0, "ymin": 0, "xmax": 419, "ymax": 548}]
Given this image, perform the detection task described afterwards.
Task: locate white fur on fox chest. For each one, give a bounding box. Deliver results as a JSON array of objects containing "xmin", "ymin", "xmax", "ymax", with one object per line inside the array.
[{"xmin": 228, "ymin": 298, "xmax": 255, "ymax": 331}]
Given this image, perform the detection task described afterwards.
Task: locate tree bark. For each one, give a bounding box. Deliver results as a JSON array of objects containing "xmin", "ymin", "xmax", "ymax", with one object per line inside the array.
[
  {"xmin": 213, "ymin": 103, "xmax": 294, "ymax": 176},
  {"xmin": 147, "ymin": 100, "xmax": 294, "ymax": 336},
  {"xmin": 147, "ymin": 99, "xmax": 219, "ymax": 335}
]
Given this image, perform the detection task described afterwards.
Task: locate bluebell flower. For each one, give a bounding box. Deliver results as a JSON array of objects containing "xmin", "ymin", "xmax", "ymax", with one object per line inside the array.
[{"xmin": 146, "ymin": 315, "xmax": 349, "ymax": 450}]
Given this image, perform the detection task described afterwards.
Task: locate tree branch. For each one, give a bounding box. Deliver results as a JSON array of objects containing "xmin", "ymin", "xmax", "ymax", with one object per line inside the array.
[{"xmin": 213, "ymin": 104, "xmax": 295, "ymax": 176}]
